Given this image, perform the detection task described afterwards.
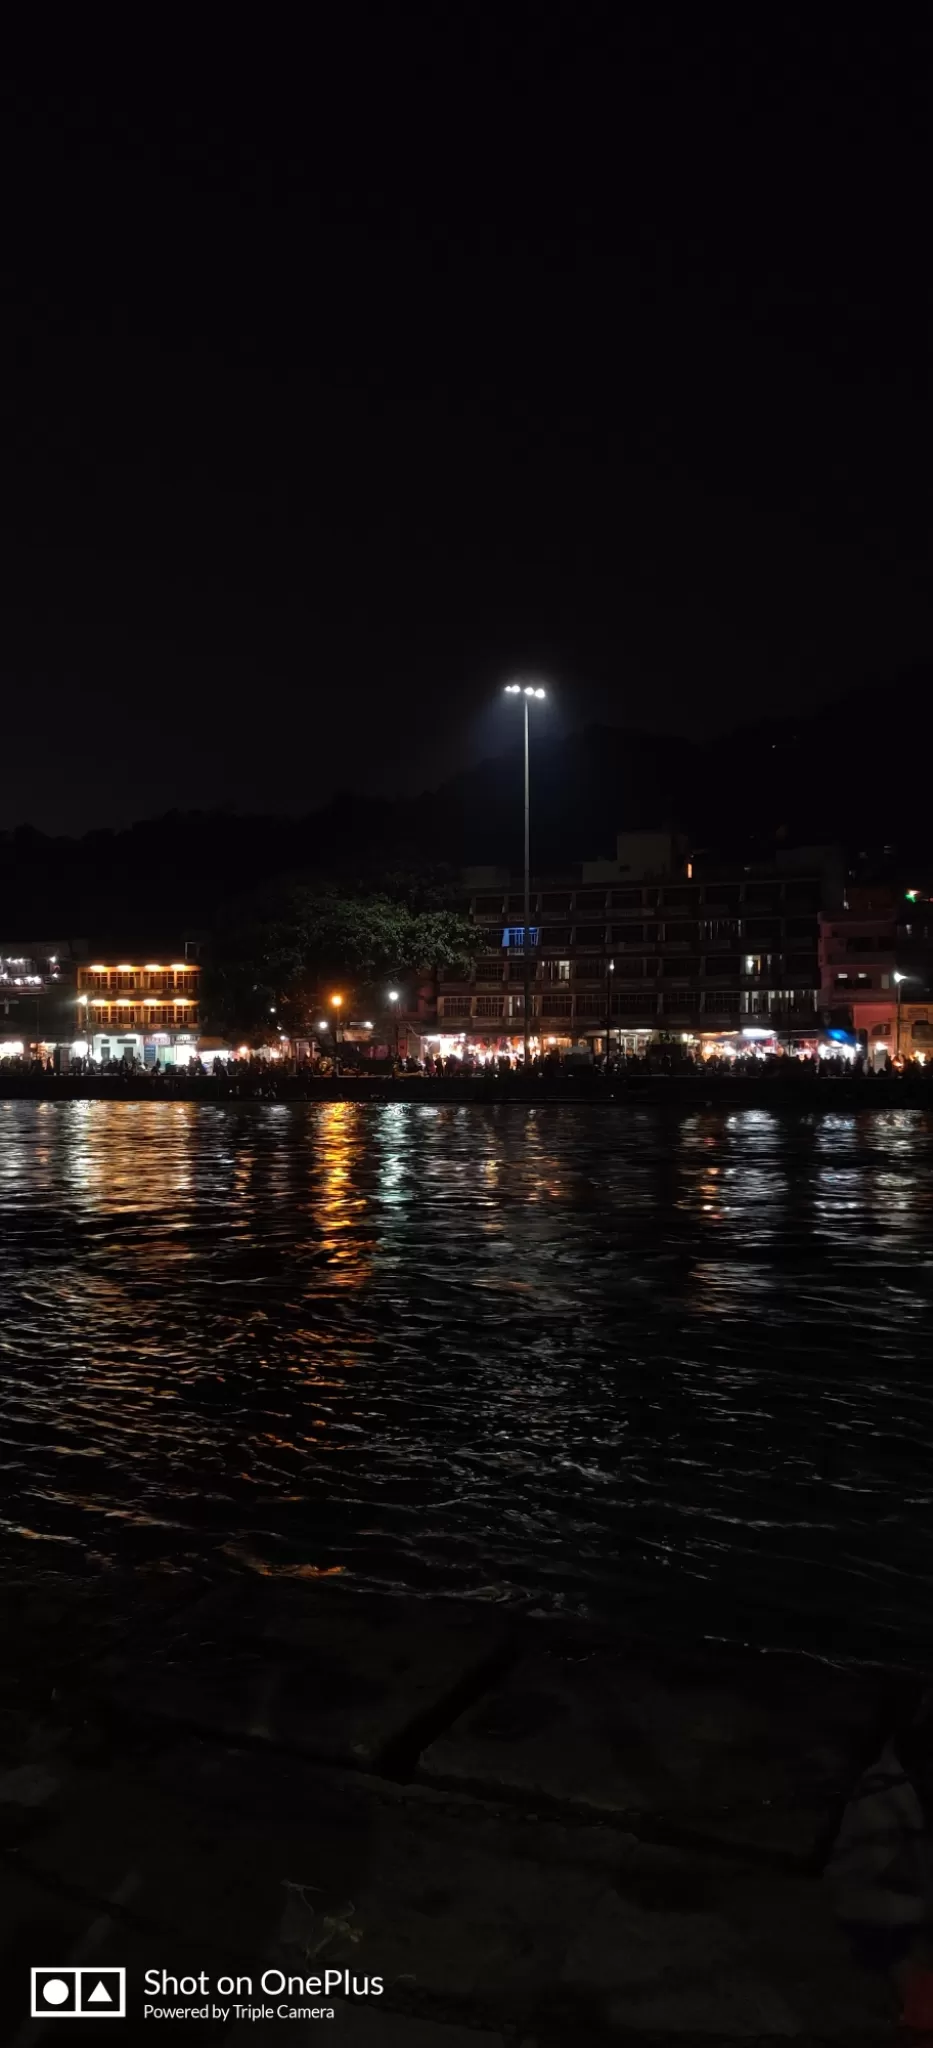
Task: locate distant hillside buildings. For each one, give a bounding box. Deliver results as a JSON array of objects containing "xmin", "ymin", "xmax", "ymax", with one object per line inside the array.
[{"xmin": 1, "ymin": 833, "xmax": 930, "ymax": 1066}]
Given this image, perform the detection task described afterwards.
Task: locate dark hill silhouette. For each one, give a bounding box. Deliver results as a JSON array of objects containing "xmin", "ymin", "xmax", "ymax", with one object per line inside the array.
[{"xmin": 1, "ymin": 666, "xmax": 929, "ymax": 938}]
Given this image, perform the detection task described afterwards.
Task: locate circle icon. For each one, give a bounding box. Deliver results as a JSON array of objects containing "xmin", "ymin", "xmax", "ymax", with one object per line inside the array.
[{"xmin": 42, "ymin": 1979, "xmax": 71, "ymax": 2006}]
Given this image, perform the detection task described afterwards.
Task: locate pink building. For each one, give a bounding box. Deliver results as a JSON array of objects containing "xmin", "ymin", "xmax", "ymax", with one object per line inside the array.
[{"xmin": 820, "ymin": 885, "xmax": 933, "ymax": 1060}]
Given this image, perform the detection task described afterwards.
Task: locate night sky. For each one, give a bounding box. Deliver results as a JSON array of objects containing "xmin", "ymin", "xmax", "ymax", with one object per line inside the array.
[{"xmin": 0, "ymin": 16, "xmax": 926, "ymax": 834}]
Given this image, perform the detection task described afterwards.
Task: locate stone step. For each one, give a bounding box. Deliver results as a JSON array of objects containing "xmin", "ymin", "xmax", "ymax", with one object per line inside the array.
[
  {"xmin": 10, "ymin": 1738, "xmax": 897, "ymax": 2039},
  {"xmin": 419, "ymin": 1639, "xmax": 898, "ymax": 1863},
  {"xmin": 81, "ymin": 1583, "xmax": 510, "ymax": 1771}
]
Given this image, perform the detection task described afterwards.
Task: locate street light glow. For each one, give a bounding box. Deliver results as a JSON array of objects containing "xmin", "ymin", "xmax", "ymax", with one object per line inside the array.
[
  {"xmin": 387, "ymin": 990, "xmax": 399, "ymax": 1002},
  {"xmin": 894, "ymin": 971, "xmax": 910, "ymax": 984},
  {"xmin": 502, "ymin": 677, "xmax": 548, "ymax": 1064},
  {"xmin": 330, "ymin": 994, "xmax": 343, "ymax": 1008}
]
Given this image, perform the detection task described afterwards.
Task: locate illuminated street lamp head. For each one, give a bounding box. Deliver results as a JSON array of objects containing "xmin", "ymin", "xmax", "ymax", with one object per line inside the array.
[
  {"xmin": 330, "ymin": 994, "xmax": 343, "ymax": 1008},
  {"xmin": 504, "ymin": 683, "xmax": 521, "ymax": 694},
  {"xmin": 504, "ymin": 680, "xmax": 546, "ymax": 698},
  {"xmin": 317, "ymin": 1021, "xmax": 327, "ymax": 1030},
  {"xmin": 894, "ymin": 971, "xmax": 909, "ymax": 984},
  {"xmin": 387, "ymin": 989, "xmax": 399, "ymax": 1002}
]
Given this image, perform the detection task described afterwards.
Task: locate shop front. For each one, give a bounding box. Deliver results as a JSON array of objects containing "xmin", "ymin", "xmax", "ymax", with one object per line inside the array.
[
  {"xmin": 419, "ymin": 1028, "xmax": 575, "ymax": 1064},
  {"xmin": 88, "ymin": 1030, "xmax": 197, "ymax": 1067}
]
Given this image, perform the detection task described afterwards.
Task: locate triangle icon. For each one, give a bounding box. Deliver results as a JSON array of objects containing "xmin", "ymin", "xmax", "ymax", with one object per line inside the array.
[{"xmin": 87, "ymin": 1982, "xmax": 113, "ymax": 2004}]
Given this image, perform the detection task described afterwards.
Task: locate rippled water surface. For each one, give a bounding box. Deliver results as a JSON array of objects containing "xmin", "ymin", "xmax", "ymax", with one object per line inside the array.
[{"xmin": 1, "ymin": 1100, "xmax": 932, "ymax": 1658}]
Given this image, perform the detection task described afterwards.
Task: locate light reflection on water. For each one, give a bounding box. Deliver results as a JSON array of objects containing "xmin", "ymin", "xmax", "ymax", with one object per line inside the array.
[{"xmin": 0, "ymin": 1100, "xmax": 931, "ymax": 1659}]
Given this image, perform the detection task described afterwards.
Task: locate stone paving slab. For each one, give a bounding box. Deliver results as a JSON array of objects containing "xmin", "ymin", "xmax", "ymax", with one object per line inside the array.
[
  {"xmin": 12, "ymin": 1738, "xmax": 897, "ymax": 2039},
  {"xmin": 0, "ymin": 1865, "xmax": 240, "ymax": 2046},
  {"xmin": 420, "ymin": 1640, "xmax": 890, "ymax": 1862},
  {"xmin": 82, "ymin": 1584, "xmax": 509, "ymax": 1769}
]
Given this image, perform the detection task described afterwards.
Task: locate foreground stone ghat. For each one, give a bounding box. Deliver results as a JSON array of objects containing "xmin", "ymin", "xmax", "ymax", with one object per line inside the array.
[{"xmin": 1, "ymin": 1573, "xmax": 931, "ymax": 2042}]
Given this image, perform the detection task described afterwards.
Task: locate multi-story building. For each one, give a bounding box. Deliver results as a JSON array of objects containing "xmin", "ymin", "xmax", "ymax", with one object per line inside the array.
[
  {"xmin": 75, "ymin": 952, "xmax": 201, "ymax": 1065},
  {"xmin": 0, "ymin": 941, "xmax": 79, "ymax": 1058},
  {"xmin": 427, "ymin": 833, "xmax": 840, "ymax": 1057},
  {"xmin": 820, "ymin": 883, "xmax": 933, "ymax": 1062}
]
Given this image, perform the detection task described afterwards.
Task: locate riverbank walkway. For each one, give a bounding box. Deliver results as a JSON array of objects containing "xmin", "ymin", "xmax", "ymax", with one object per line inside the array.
[
  {"xmin": 2, "ymin": 1071, "xmax": 933, "ymax": 1111},
  {"xmin": 3, "ymin": 1571, "xmax": 931, "ymax": 2040}
]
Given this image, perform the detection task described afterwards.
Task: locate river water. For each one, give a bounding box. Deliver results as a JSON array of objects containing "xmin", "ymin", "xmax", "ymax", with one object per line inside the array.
[{"xmin": 1, "ymin": 1100, "xmax": 931, "ymax": 1662}]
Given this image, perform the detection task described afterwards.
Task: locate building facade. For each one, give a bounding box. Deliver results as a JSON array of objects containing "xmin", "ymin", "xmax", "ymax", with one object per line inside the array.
[
  {"xmin": 428, "ymin": 834, "xmax": 838, "ymax": 1057},
  {"xmin": 75, "ymin": 955, "xmax": 201, "ymax": 1065},
  {"xmin": 820, "ymin": 883, "xmax": 933, "ymax": 1062},
  {"xmin": 0, "ymin": 942, "xmax": 78, "ymax": 1058}
]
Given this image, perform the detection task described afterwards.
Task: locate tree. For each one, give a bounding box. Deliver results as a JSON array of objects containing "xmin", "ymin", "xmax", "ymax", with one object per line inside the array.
[{"xmin": 204, "ymin": 883, "xmax": 478, "ymax": 1040}]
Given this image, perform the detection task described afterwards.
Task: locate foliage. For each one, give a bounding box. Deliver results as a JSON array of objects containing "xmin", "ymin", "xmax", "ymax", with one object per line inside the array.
[{"xmin": 204, "ymin": 883, "xmax": 478, "ymax": 1038}]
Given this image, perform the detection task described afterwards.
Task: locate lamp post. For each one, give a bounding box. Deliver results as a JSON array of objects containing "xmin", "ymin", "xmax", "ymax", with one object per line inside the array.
[
  {"xmin": 504, "ymin": 681, "xmax": 546, "ymax": 1067},
  {"xmin": 605, "ymin": 956, "xmax": 615, "ymax": 1069},
  {"xmin": 387, "ymin": 988, "xmax": 400, "ymax": 1065},
  {"xmin": 330, "ymin": 994, "xmax": 343, "ymax": 1073},
  {"xmin": 893, "ymin": 972, "xmax": 916, "ymax": 1060}
]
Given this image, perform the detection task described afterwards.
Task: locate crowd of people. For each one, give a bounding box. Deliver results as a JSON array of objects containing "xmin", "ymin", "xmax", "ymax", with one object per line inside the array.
[{"xmin": 0, "ymin": 1044, "xmax": 929, "ymax": 1095}]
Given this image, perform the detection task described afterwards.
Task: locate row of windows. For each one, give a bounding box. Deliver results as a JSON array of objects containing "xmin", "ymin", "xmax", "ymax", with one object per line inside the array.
[
  {"xmin": 490, "ymin": 919, "xmax": 815, "ymax": 948},
  {"xmin": 79, "ymin": 970, "xmax": 199, "ymax": 992},
  {"xmin": 466, "ymin": 955, "xmax": 818, "ymax": 982},
  {"xmin": 443, "ymin": 991, "xmax": 819, "ymax": 1019},
  {"xmin": 81, "ymin": 1006, "xmax": 200, "ymax": 1027},
  {"xmin": 473, "ymin": 883, "xmax": 820, "ymax": 914}
]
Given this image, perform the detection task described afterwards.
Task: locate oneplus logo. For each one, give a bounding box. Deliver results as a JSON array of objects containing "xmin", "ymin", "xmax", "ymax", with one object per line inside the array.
[{"xmin": 31, "ymin": 1968, "xmax": 126, "ymax": 2018}]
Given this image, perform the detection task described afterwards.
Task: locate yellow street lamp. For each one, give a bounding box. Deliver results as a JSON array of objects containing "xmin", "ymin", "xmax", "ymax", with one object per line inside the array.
[{"xmin": 329, "ymin": 994, "xmax": 343, "ymax": 1071}]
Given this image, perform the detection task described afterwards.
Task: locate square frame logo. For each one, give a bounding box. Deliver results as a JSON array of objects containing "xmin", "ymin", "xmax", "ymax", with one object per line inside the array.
[{"xmin": 31, "ymin": 1968, "xmax": 126, "ymax": 2019}]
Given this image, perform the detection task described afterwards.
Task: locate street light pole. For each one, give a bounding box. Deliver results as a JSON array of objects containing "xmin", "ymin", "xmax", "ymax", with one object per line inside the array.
[
  {"xmin": 523, "ymin": 692, "xmax": 531, "ymax": 1068},
  {"xmin": 605, "ymin": 956, "xmax": 615, "ymax": 1069},
  {"xmin": 893, "ymin": 971, "xmax": 914, "ymax": 1060},
  {"xmin": 505, "ymin": 681, "xmax": 546, "ymax": 1070},
  {"xmin": 330, "ymin": 994, "xmax": 342, "ymax": 1073},
  {"xmin": 388, "ymin": 989, "xmax": 400, "ymax": 1066}
]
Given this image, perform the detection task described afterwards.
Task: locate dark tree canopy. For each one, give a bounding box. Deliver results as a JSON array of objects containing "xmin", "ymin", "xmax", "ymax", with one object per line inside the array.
[{"xmin": 205, "ymin": 884, "xmax": 479, "ymax": 1038}]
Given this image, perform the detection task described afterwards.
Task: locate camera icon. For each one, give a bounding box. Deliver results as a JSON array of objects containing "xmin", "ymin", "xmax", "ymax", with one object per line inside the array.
[{"xmin": 31, "ymin": 1968, "xmax": 126, "ymax": 2019}]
